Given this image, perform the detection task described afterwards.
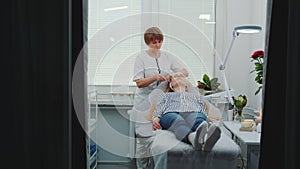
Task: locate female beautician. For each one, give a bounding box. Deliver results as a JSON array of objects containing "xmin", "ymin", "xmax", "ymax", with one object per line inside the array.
[{"xmin": 133, "ymin": 27, "xmax": 188, "ymax": 169}]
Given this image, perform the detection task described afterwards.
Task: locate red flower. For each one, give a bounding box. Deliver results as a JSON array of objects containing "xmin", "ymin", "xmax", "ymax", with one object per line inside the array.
[
  {"xmin": 251, "ymin": 50, "xmax": 264, "ymax": 59},
  {"xmin": 250, "ymin": 50, "xmax": 264, "ymax": 95}
]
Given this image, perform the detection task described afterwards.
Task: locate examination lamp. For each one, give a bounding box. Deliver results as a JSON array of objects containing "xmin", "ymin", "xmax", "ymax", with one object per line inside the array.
[{"xmin": 219, "ymin": 25, "xmax": 262, "ymax": 107}]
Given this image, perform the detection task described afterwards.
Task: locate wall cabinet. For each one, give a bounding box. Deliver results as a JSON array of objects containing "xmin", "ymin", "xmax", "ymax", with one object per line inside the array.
[{"xmin": 97, "ymin": 105, "xmax": 134, "ymax": 163}]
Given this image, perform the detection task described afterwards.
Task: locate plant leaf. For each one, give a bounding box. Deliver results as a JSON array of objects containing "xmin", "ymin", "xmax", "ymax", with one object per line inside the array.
[
  {"xmin": 210, "ymin": 78, "xmax": 218, "ymax": 84},
  {"xmin": 255, "ymin": 76, "xmax": 261, "ymax": 81},
  {"xmin": 202, "ymin": 74, "xmax": 211, "ymax": 88},
  {"xmin": 255, "ymin": 86, "xmax": 262, "ymax": 95},
  {"xmin": 257, "ymin": 71, "xmax": 263, "ymax": 76},
  {"xmin": 255, "ymin": 62, "xmax": 261, "ymax": 66},
  {"xmin": 197, "ymin": 81, "xmax": 207, "ymax": 89}
]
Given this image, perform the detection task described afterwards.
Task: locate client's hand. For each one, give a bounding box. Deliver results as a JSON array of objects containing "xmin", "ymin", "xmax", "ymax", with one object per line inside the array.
[{"xmin": 152, "ymin": 117, "xmax": 162, "ymax": 130}]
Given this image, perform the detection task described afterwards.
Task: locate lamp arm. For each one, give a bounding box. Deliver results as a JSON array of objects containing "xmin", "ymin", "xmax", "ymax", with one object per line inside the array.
[
  {"xmin": 220, "ymin": 69, "xmax": 234, "ymax": 107},
  {"xmin": 219, "ymin": 31, "xmax": 239, "ymax": 108},
  {"xmin": 219, "ymin": 32, "xmax": 238, "ymax": 70}
]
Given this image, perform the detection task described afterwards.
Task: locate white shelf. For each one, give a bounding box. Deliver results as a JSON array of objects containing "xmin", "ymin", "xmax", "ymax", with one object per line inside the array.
[
  {"xmin": 88, "ymin": 119, "xmax": 97, "ymax": 134},
  {"xmin": 87, "ymin": 90, "xmax": 98, "ymax": 169},
  {"xmin": 89, "ymin": 155, "xmax": 97, "ymax": 169},
  {"xmin": 90, "ymin": 150, "xmax": 97, "ymax": 160}
]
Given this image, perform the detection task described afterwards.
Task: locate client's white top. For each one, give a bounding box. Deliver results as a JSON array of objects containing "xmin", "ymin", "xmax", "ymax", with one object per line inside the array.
[{"xmin": 153, "ymin": 92, "xmax": 207, "ymax": 119}]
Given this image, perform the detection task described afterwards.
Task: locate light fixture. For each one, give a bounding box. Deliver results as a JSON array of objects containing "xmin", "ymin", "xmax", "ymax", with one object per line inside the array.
[
  {"xmin": 204, "ymin": 21, "xmax": 216, "ymax": 24},
  {"xmin": 219, "ymin": 25, "xmax": 262, "ymax": 107},
  {"xmin": 199, "ymin": 14, "xmax": 211, "ymax": 21},
  {"xmin": 104, "ymin": 6, "xmax": 128, "ymax": 12},
  {"xmin": 234, "ymin": 25, "xmax": 262, "ymax": 34}
]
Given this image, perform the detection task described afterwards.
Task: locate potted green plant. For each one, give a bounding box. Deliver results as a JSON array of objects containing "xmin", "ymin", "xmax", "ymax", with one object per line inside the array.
[
  {"xmin": 232, "ymin": 94, "xmax": 247, "ymax": 121},
  {"xmin": 197, "ymin": 74, "xmax": 221, "ymax": 95}
]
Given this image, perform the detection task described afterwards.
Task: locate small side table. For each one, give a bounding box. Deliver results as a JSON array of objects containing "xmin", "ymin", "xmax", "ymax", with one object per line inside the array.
[{"xmin": 223, "ymin": 121, "xmax": 261, "ymax": 169}]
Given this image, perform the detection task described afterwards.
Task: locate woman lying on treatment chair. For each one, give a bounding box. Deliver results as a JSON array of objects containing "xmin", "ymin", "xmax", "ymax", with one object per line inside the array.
[{"xmin": 151, "ymin": 72, "xmax": 221, "ymax": 151}]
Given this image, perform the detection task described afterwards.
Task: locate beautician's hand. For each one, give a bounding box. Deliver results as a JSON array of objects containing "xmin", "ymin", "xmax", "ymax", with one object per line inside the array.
[
  {"xmin": 154, "ymin": 74, "xmax": 167, "ymax": 82},
  {"xmin": 152, "ymin": 117, "xmax": 162, "ymax": 130}
]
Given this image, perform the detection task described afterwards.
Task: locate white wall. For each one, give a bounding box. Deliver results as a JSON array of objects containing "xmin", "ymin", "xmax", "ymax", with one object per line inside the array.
[
  {"xmin": 87, "ymin": 0, "xmax": 216, "ymax": 86},
  {"xmin": 216, "ymin": 0, "xmax": 267, "ymax": 110}
]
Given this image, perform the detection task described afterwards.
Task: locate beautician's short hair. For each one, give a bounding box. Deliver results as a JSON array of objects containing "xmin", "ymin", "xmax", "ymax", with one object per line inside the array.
[{"xmin": 144, "ymin": 27, "xmax": 164, "ymax": 45}]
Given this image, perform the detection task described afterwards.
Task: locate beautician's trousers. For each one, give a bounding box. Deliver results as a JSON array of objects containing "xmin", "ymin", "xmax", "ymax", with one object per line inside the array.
[
  {"xmin": 159, "ymin": 112, "xmax": 207, "ymax": 144},
  {"xmin": 135, "ymin": 135, "xmax": 167, "ymax": 169}
]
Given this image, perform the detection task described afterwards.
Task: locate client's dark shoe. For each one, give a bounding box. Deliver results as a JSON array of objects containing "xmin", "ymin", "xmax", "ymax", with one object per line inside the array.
[{"xmin": 203, "ymin": 124, "xmax": 221, "ymax": 151}]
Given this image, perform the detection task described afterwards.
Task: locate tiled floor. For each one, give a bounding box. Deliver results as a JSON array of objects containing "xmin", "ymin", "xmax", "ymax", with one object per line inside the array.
[
  {"xmin": 97, "ymin": 163, "xmax": 242, "ymax": 169},
  {"xmin": 97, "ymin": 163, "xmax": 136, "ymax": 169},
  {"xmin": 97, "ymin": 159, "xmax": 242, "ymax": 169}
]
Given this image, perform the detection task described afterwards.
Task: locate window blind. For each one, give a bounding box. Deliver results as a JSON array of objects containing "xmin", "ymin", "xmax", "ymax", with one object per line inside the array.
[{"xmin": 87, "ymin": 0, "xmax": 215, "ymax": 86}]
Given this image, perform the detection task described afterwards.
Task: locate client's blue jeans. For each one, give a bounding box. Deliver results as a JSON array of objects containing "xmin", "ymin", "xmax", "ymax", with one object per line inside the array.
[{"xmin": 160, "ymin": 112, "xmax": 207, "ymax": 144}]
